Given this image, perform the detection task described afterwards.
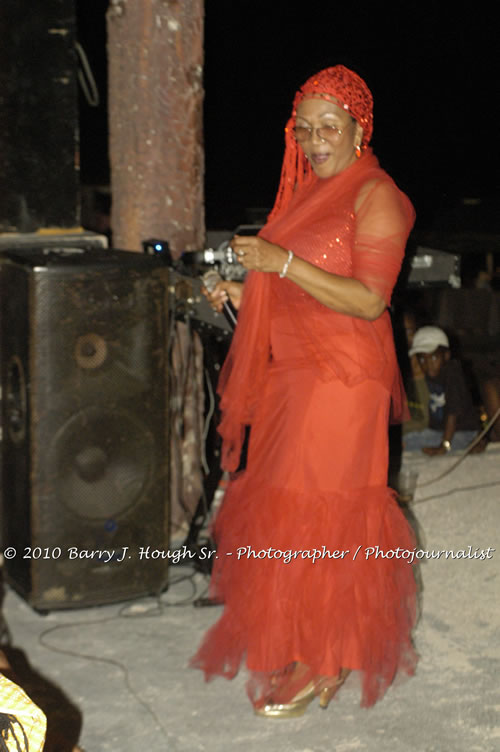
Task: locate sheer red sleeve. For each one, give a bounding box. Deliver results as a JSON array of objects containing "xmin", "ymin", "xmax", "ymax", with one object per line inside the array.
[{"xmin": 353, "ymin": 179, "xmax": 415, "ymax": 304}]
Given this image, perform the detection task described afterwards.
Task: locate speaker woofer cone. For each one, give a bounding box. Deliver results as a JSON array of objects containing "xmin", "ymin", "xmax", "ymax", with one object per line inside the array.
[{"xmin": 48, "ymin": 406, "xmax": 157, "ymax": 520}]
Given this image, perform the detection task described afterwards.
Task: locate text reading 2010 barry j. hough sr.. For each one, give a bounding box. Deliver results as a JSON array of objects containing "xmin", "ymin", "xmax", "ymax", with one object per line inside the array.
[{"xmin": 1, "ymin": 545, "xmax": 216, "ymax": 565}]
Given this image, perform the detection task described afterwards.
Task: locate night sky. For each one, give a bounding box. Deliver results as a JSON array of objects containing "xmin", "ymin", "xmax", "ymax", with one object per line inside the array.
[{"xmin": 78, "ymin": 2, "xmax": 499, "ymax": 233}]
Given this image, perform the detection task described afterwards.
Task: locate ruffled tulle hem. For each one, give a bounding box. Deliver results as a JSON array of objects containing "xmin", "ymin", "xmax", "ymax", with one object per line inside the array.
[
  {"xmin": 190, "ymin": 480, "xmax": 418, "ymax": 708},
  {"xmin": 191, "ymin": 630, "xmax": 418, "ymax": 709}
]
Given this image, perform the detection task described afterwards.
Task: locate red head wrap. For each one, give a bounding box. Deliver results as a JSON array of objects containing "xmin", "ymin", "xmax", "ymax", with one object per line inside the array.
[{"xmin": 269, "ymin": 65, "xmax": 374, "ymax": 221}]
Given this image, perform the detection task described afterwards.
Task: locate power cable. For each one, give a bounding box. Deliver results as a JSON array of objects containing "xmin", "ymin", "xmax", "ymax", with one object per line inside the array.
[
  {"xmin": 413, "ymin": 479, "xmax": 500, "ymax": 506},
  {"xmin": 35, "ymin": 563, "xmax": 212, "ymax": 746},
  {"xmin": 415, "ymin": 407, "xmax": 500, "ymax": 489},
  {"xmin": 38, "ymin": 615, "xmax": 169, "ymax": 744}
]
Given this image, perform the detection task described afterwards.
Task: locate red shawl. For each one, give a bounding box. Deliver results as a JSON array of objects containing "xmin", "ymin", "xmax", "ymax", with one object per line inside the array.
[{"xmin": 218, "ymin": 149, "xmax": 415, "ymax": 471}]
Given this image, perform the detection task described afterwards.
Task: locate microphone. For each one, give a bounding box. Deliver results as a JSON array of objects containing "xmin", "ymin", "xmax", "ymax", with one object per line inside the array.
[
  {"xmin": 201, "ymin": 270, "xmax": 238, "ymax": 330},
  {"xmin": 183, "ymin": 245, "xmax": 240, "ymax": 266}
]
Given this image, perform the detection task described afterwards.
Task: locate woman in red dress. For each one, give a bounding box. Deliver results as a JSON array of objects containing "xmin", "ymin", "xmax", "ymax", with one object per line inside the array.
[{"xmin": 192, "ymin": 65, "xmax": 418, "ymax": 717}]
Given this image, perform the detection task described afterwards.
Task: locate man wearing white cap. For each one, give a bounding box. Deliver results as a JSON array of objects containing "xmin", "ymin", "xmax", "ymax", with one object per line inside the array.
[{"xmin": 404, "ymin": 326, "xmax": 481, "ymax": 454}]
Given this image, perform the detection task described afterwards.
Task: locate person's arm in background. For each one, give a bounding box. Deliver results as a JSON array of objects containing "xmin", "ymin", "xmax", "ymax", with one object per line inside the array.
[
  {"xmin": 423, "ymin": 412, "xmax": 457, "ymax": 455},
  {"xmin": 423, "ymin": 359, "xmax": 474, "ymax": 455}
]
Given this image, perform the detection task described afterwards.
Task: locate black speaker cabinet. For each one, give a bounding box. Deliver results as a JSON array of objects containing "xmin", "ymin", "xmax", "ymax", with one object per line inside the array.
[{"xmin": 0, "ymin": 247, "xmax": 170, "ymax": 610}]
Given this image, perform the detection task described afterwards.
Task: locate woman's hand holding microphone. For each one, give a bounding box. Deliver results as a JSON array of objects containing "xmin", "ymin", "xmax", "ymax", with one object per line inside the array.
[
  {"xmin": 202, "ymin": 235, "xmax": 289, "ymax": 313},
  {"xmin": 202, "ymin": 278, "xmax": 243, "ymax": 313}
]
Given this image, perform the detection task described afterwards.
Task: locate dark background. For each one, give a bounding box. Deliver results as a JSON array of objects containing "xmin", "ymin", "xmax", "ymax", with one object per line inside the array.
[{"xmin": 77, "ymin": 1, "xmax": 499, "ymax": 233}]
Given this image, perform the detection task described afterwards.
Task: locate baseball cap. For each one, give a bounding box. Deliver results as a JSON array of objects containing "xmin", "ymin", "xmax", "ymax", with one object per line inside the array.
[{"xmin": 409, "ymin": 326, "xmax": 449, "ymax": 356}]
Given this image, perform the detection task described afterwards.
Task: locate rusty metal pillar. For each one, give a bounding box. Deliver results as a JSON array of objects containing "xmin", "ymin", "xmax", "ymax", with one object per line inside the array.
[{"xmin": 107, "ymin": 0, "xmax": 205, "ymax": 255}]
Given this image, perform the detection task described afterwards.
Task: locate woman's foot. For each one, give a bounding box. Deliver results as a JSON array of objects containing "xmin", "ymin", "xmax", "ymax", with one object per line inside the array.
[
  {"xmin": 254, "ymin": 679, "xmax": 317, "ymax": 718},
  {"xmin": 318, "ymin": 668, "xmax": 351, "ymax": 708},
  {"xmin": 254, "ymin": 665, "xmax": 351, "ymax": 718}
]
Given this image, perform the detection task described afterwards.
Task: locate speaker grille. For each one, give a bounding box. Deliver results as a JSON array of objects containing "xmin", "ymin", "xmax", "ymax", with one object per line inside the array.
[{"xmin": 1, "ymin": 250, "xmax": 170, "ymax": 608}]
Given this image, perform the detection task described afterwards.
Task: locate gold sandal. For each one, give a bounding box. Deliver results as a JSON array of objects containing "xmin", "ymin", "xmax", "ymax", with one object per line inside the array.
[
  {"xmin": 254, "ymin": 679, "xmax": 317, "ymax": 718},
  {"xmin": 254, "ymin": 667, "xmax": 351, "ymax": 718}
]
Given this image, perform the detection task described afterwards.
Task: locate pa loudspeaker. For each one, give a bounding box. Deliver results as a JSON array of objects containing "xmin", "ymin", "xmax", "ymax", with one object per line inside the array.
[{"xmin": 0, "ymin": 247, "xmax": 170, "ymax": 610}]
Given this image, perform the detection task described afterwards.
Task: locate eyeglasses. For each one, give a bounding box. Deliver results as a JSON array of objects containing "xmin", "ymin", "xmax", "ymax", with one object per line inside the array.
[{"xmin": 293, "ymin": 124, "xmax": 346, "ymax": 143}]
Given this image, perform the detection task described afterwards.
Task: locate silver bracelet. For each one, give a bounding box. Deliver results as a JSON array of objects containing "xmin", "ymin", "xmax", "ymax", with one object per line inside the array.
[{"xmin": 279, "ymin": 250, "xmax": 294, "ymax": 278}]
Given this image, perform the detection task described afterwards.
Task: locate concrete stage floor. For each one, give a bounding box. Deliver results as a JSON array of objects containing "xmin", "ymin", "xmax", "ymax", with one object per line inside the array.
[{"xmin": 1, "ymin": 444, "xmax": 499, "ymax": 751}]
